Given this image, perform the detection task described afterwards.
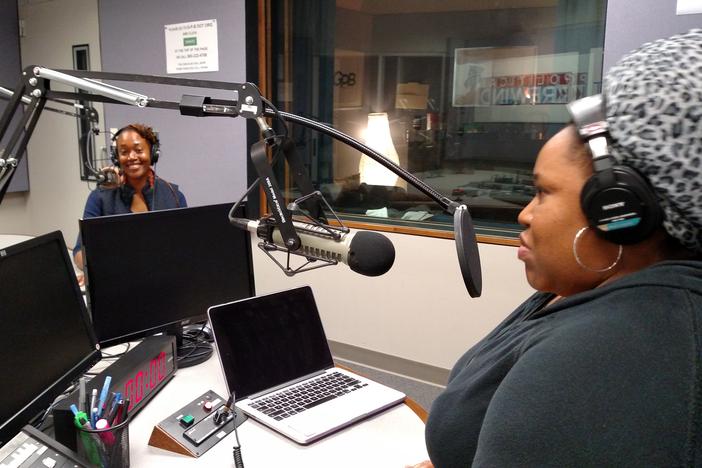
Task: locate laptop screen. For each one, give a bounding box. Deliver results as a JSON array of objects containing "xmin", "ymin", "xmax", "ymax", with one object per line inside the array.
[{"xmin": 209, "ymin": 286, "xmax": 334, "ymax": 399}]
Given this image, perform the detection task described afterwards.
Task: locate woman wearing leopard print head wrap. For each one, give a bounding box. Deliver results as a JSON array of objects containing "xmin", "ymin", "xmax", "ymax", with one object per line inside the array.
[{"xmin": 410, "ymin": 30, "xmax": 702, "ymax": 468}]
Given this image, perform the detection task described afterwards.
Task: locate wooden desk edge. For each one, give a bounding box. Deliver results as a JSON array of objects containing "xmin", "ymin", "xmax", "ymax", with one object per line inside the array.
[{"xmin": 403, "ymin": 397, "xmax": 428, "ymax": 423}]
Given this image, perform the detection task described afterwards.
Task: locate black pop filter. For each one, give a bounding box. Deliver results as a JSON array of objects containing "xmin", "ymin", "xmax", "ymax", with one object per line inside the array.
[{"xmin": 454, "ymin": 205, "xmax": 482, "ymax": 297}]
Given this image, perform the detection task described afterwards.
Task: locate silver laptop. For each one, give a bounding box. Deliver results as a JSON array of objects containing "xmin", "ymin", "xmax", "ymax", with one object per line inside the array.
[{"xmin": 208, "ymin": 285, "xmax": 406, "ymax": 445}]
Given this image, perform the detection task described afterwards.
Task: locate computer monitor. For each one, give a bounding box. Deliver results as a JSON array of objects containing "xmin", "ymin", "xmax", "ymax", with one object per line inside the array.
[
  {"xmin": 0, "ymin": 231, "xmax": 101, "ymax": 446},
  {"xmin": 79, "ymin": 202, "xmax": 255, "ymax": 366}
]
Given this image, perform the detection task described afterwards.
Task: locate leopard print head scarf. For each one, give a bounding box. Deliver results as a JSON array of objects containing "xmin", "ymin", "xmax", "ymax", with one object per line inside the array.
[{"xmin": 604, "ymin": 29, "xmax": 702, "ymax": 254}]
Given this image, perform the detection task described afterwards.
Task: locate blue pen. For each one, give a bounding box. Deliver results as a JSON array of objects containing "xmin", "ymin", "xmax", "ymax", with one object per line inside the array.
[
  {"xmin": 106, "ymin": 392, "xmax": 122, "ymax": 421},
  {"xmin": 91, "ymin": 407, "xmax": 99, "ymax": 428},
  {"xmin": 97, "ymin": 376, "xmax": 111, "ymax": 419},
  {"xmin": 70, "ymin": 404, "xmax": 80, "ymax": 416}
]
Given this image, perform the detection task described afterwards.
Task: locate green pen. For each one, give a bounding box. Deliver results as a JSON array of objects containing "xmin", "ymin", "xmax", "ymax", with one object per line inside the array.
[
  {"xmin": 76, "ymin": 416, "xmax": 102, "ymax": 465},
  {"xmin": 72, "ymin": 411, "xmax": 90, "ymax": 429},
  {"xmin": 72, "ymin": 404, "xmax": 105, "ymax": 465}
]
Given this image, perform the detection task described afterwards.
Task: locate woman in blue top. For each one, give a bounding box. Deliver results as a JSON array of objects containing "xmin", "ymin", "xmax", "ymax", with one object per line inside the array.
[
  {"xmin": 73, "ymin": 123, "xmax": 186, "ymax": 270},
  {"xmin": 410, "ymin": 30, "xmax": 702, "ymax": 467}
]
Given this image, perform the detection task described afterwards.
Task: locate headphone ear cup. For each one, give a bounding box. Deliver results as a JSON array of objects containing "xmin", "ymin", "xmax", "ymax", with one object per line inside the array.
[
  {"xmin": 110, "ymin": 144, "xmax": 119, "ymax": 167},
  {"xmin": 110, "ymin": 128, "xmax": 123, "ymax": 167},
  {"xmin": 581, "ymin": 166, "xmax": 662, "ymax": 245},
  {"xmin": 150, "ymin": 142, "xmax": 160, "ymax": 165}
]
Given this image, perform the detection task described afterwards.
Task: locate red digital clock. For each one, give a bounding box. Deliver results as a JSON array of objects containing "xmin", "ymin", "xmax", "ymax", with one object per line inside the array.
[
  {"xmin": 53, "ymin": 335, "xmax": 178, "ymax": 451},
  {"xmin": 121, "ymin": 349, "xmax": 171, "ymax": 410},
  {"xmin": 103, "ymin": 336, "xmax": 177, "ymax": 413}
]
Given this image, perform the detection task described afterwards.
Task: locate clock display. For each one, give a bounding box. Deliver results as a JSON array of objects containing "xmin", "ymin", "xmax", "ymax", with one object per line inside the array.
[
  {"xmin": 122, "ymin": 351, "xmax": 171, "ymax": 410},
  {"xmin": 53, "ymin": 335, "xmax": 177, "ymax": 452},
  {"xmin": 98, "ymin": 336, "xmax": 177, "ymax": 414}
]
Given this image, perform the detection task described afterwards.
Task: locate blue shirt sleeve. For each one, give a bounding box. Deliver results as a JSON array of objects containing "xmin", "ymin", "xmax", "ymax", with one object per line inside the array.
[
  {"xmin": 178, "ymin": 190, "xmax": 187, "ymax": 208},
  {"xmin": 73, "ymin": 190, "xmax": 104, "ymax": 254}
]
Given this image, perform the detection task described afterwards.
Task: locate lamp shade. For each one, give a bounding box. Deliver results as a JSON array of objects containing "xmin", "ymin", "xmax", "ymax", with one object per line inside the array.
[{"xmin": 359, "ymin": 112, "xmax": 400, "ymax": 187}]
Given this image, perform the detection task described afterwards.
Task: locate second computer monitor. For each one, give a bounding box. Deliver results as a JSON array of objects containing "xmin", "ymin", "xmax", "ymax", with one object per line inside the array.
[
  {"xmin": 0, "ymin": 231, "xmax": 100, "ymax": 445},
  {"xmin": 79, "ymin": 202, "xmax": 255, "ymax": 347}
]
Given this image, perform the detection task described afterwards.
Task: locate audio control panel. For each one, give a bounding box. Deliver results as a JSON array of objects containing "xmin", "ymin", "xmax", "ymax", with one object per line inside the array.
[{"xmin": 148, "ymin": 390, "xmax": 247, "ymax": 457}]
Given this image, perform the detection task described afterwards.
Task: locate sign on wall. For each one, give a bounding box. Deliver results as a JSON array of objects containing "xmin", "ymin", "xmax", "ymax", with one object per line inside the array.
[
  {"xmin": 677, "ymin": 0, "xmax": 702, "ymax": 14},
  {"xmin": 452, "ymin": 47, "xmax": 601, "ymax": 122},
  {"xmin": 164, "ymin": 19, "xmax": 219, "ymax": 74}
]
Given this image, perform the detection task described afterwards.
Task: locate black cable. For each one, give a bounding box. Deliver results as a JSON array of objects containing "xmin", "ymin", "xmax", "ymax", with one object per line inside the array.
[
  {"xmin": 177, "ymin": 340, "xmax": 211, "ymax": 361},
  {"xmin": 260, "ymin": 97, "xmax": 289, "ymax": 139},
  {"xmin": 33, "ymin": 383, "xmax": 76, "ymax": 431},
  {"xmin": 82, "ymin": 127, "xmax": 116, "ymax": 190},
  {"xmin": 177, "ymin": 321, "xmax": 213, "ymax": 367},
  {"xmin": 183, "ymin": 321, "xmax": 213, "ymax": 343},
  {"xmin": 232, "ymin": 431, "xmax": 244, "ymax": 468},
  {"xmin": 228, "ymin": 177, "xmax": 260, "ymax": 222},
  {"xmin": 216, "ymin": 391, "xmax": 244, "ymax": 468},
  {"xmin": 181, "ymin": 321, "xmax": 208, "ymax": 345},
  {"xmin": 81, "ymin": 129, "xmax": 99, "ymax": 191}
]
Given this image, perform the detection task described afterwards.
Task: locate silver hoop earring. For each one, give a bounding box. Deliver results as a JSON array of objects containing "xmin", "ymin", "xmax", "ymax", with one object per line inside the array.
[{"xmin": 573, "ymin": 226, "xmax": 623, "ymax": 273}]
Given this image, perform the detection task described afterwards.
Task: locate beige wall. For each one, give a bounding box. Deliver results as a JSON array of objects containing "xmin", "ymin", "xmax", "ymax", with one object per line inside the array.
[
  {"xmin": 1, "ymin": 0, "xmax": 102, "ymax": 250},
  {"xmin": 252, "ymin": 230, "xmax": 533, "ymax": 370}
]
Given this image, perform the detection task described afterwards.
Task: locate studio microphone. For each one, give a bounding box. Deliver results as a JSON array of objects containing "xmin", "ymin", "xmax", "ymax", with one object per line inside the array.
[
  {"xmin": 234, "ymin": 218, "xmax": 396, "ymax": 276},
  {"xmin": 95, "ymin": 167, "xmax": 121, "ymax": 189}
]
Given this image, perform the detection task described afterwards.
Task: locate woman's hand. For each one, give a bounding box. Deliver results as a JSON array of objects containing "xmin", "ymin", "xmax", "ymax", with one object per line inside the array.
[{"xmin": 405, "ymin": 460, "xmax": 434, "ymax": 468}]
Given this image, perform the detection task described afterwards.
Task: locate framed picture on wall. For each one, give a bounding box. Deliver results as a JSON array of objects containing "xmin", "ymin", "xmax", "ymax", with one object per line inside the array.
[{"xmin": 334, "ymin": 49, "xmax": 364, "ymax": 109}]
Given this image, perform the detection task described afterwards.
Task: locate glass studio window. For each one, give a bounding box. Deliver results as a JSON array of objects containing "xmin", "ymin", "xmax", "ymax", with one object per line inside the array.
[{"xmin": 262, "ymin": 0, "xmax": 606, "ymax": 242}]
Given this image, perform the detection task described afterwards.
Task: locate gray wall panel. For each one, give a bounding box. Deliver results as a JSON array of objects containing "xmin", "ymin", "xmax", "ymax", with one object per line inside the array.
[
  {"xmin": 98, "ymin": 0, "xmax": 248, "ymax": 207},
  {"xmin": 604, "ymin": 0, "xmax": 702, "ymax": 71},
  {"xmin": 0, "ymin": 0, "xmax": 29, "ymax": 193}
]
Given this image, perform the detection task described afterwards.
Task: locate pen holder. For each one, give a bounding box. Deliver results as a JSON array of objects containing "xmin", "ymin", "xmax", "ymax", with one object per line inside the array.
[{"xmin": 76, "ymin": 417, "xmax": 130, "ymax": 468}]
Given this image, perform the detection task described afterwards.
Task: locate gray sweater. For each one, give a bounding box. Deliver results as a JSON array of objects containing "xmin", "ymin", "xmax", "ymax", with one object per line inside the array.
[{"xmin": 426, "ymin": 260, "xmax": 702, "ymax": 467}]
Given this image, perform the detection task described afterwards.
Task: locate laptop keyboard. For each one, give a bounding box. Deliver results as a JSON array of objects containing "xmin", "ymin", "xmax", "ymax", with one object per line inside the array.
[{"xmin": 250, "ymin": 371, "xmax": 369, "ymax": 421}]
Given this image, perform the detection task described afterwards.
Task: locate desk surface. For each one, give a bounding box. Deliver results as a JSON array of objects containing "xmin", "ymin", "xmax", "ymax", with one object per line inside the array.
[{"xmin": 123, "ymin": 345, "xmax": 429, "ymax": 467}]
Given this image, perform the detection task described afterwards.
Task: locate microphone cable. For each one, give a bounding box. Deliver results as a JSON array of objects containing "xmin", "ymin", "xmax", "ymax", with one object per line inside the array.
[
  {"xmin": 212, "ymin": 392, "xmax": 245, "ymax": 467},
  {"xmin": 232, "ymin": 430, "xmax": 244, "ymax": 468},
  {"xmin": 225, "ymin": 392, "xmax": 245, "ymax": 468},
  {"xmin": 80, "ymin": 128, "xmax": 103, "ymax": 189},
  {"xmin": 81, "ymin": 127, "xmax": 119, "ymax": 189}
]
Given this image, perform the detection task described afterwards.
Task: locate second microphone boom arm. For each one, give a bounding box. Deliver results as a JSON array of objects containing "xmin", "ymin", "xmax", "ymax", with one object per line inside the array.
[{"xmin": 0, "ymin": 66, "xmax": 482, "ymax": 296}]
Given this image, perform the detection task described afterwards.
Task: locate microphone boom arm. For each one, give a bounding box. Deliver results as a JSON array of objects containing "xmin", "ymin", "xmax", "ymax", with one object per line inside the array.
[
  {"xmin": 268, "ymin": 109, "xmax": 461, "ymax": 214},
  {"xmin": 0, "ymin": 66, "xmax": 482, "ymax": 296}
]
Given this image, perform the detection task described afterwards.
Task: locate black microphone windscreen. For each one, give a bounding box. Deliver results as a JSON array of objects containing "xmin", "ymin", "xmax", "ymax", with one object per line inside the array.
[{"xmin": 347, "ymin": 231, "xmax": 395, "ymax": 276}]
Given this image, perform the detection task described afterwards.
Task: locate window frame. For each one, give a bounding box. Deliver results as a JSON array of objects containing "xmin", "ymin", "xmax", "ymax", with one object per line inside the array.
[{"xmin": 251, "ymin": 0, "xmax": 604, "ymax": 246}]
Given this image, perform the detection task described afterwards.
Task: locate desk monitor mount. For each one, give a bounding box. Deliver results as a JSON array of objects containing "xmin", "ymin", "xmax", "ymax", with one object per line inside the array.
[{"xmin": 0, "ymin": 66, "xmax": 482, "ymax": 297}]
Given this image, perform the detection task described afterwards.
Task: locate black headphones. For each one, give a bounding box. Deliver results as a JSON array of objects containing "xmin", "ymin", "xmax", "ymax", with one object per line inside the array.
[
  {"xmin": 567, "ymin": 94, "xmax": 662, "ymax": 245},
  {"xmin": 110, "ymin": 125, "xmax": 160, "ymax": 166}
]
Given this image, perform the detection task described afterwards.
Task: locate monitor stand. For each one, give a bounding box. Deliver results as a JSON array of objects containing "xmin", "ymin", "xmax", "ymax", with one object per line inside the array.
[{"xmin": 167, "ymin": 322, "xmax": 214, "ymax": 368}]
